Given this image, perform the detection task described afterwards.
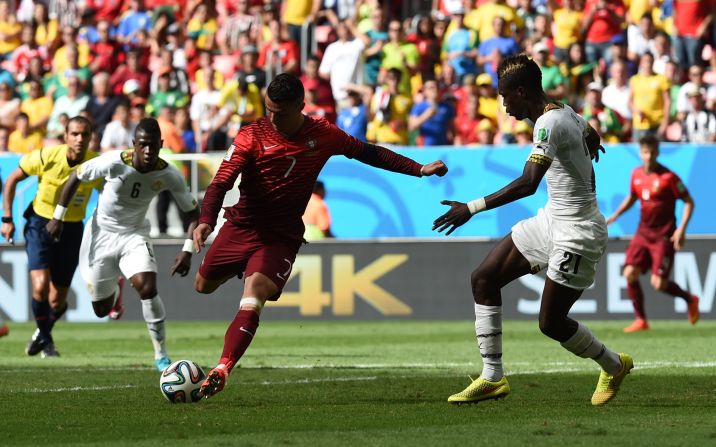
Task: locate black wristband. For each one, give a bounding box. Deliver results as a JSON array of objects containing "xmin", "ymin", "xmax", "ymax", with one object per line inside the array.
[{"xmin": 1, "ymin": 216, "xmax": 12, "ymax": 223}]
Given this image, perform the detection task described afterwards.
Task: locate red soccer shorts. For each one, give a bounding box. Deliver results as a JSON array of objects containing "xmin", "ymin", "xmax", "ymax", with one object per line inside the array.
[
  {"xmin": 624, "ymin": 232, "xmax": 675, "ymax": 278},
  {"xmin": 198, "ymin": 221, "xmax": 301, "ymax": 300}
]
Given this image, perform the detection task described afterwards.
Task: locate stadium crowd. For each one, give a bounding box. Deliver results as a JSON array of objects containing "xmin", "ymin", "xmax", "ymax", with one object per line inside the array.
[{"xmin": 0, "ymin": 0, "xmax": 714, "ymax": 154}]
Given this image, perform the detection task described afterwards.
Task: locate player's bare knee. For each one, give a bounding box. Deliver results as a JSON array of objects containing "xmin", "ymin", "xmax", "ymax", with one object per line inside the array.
[
  {"xmin": 49, "ymin": 299, "xmax": 66, "ymax": 312},
  {"xmin": 538, "ymin": 318, "xmax": 562, "ymax": 340},
  {"xmin": 623, "ymin": 266, "xmax": 640, "ymax": 283},
  {"xmin": 651, "ymin": 275, "xmax": 667, "ymax": 291},
  {"xmin": 471, "ymin": 267, "xmax": 497, "ymax": 299},
  {"xmin": 194, "ymin": 276, "xmax": 216, "ymax": 294},
  {"xmin": 137, "ymin": 285, "xmax": 158, "ymax": 300}
]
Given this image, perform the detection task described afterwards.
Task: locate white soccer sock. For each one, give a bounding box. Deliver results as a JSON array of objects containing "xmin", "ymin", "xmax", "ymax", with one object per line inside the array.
[
  {"xmin": 474, "ymin": 303, "xmax": 503, "ymax": 382},
  {"xmin": 561, "ymin": 323, "xmax": 621, "ymax": 374},
  {"xmin": 142, "ymin": 295, "xmax": 168, "ymax": 359}
]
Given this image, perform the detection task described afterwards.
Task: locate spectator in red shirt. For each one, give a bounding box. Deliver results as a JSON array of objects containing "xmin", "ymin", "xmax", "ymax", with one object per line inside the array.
[
  {"xmin": 582, "ymin": 0, "xmax": 626, "ymax": 65},
  {"xmin": 89, "ymin": 20, "xmax": 122, "ymax": 74},
  {"xmin": 9, "ymin": 24, "xmax": 50, "ymax": 82},
  {"xmin": 673, "ymin": 0, "xmax": 715, "ymax": 68},
  {"xmin": 454, "ymin": 94, "xmax": 482, "ymax": 145},
  {"xmin": 607, "ymin": 135, "xmax": 699, "ymax": 332},
  {"xmin": 299, "ymin": 54, "xmax": 334, "ymax": 112},
  {"xmin": 257, "ymin": 20, "xmax": 300, "ymax": 79},
  {"xmin": 85, "ymin": 0, "xmax": 124, "ymax": 23},
  {"xmin": 406, "ymin": 14, "xmax": 440, "ymax": 80},
  {"xmin": 109, "ymin": 49, "xmax": 150, "ymax": 97}
]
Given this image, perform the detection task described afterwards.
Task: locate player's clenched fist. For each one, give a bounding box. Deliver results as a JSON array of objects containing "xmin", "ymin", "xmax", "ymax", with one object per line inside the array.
[
  {"xmin": 585, "ymin": 125, "xmax": 605, "ymax": 162},
  {"xmin": 421, "ymin": 160, "xmax": 448, "ymax": 177},
  {"xmin": 1, "ymin": 221, "xmax": 14, "ymax": 243},
  {"xmin": 193, "ymin": 223, "xmax": 213, "ymax": 253}
]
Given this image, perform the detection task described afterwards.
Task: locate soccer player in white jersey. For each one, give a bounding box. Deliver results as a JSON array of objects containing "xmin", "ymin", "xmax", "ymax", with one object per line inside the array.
[
  {"xmin": 433, "ymin": 54, "xmax": 633, "ymax": 406},
  {"xmin": 46, "ymin": 118, "xmax": 200, "ymax": 371}
]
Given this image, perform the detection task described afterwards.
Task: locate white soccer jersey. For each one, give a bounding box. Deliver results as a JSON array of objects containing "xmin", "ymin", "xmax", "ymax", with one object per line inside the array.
[
  {"xmin": 76, "ymin": 150, "xmax": 197, "ymax": 233},
  {"xmin": 530, "ymin": 104, "xmax": 596, "ymax": 218}
]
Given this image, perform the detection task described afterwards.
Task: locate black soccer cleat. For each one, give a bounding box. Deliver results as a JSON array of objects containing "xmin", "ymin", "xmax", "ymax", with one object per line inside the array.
[
  {"xmin": 26, "ymin": 329, "xmax": 49, "ymax": 356},
  {"xmin": 41, "ymin": 342, "xmax": 60, "ymax": 358}
]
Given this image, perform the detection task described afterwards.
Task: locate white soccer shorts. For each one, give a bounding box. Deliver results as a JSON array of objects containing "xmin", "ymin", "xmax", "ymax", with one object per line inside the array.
[
  {"xmin": 511, "ymin": 206, "xmax": 608, "ymax": 290},
  {"xmin": 79, "ymin": 216, "xmax": 158, "ymax": 301}
]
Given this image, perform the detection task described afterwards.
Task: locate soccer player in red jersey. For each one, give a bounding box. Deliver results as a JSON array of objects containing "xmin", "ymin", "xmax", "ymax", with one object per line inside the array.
[
  {"xmin": 192, "ymin": 73, "xmax": 448, "ymax": 398},
  {"xmin": 607, "ymin": 135, "xmax": 699, "ymax": 332}
]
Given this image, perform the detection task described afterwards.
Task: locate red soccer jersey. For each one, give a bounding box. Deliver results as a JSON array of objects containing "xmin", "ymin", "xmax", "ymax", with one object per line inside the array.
[
  {"xmin": 630, "ymin": 164, "xmax": 689, "ymax": 239},
  {"xmin": 200, "ymin": 116, "xmax": 423, "ymax": 241}
]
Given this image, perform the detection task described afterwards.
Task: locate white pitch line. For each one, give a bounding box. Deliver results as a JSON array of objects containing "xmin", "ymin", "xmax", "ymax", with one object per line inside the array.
[
  {"xmin": 259, "ymin": 376, "xmax": 378, "ymax": 385},
  {"xmin": 14, "ymin": 384, "xmax": 138, "ymax": 394}
]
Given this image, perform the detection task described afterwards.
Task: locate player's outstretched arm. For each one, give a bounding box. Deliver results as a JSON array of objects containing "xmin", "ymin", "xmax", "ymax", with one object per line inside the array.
[
  {"xmin": 45, "ymin": 171, "xmax": 82, "ymax": 241},
  {"xmin": 171, "ymin": 208, "xmax": 201, "ymax": 277},
  {"xmin": 352, "ymin": 142, "xmax": 448, "ymax": 177},
  {"xmin": 606, "ymin": 194, "xmax": 637, "ymax": 225},
  {"xmin": 1, "ymin": 167, "xmax": 29, "ymax": 244},
  {"xmin": 433, "ymin": 160, "xmax": 548, "ymax": 236}
]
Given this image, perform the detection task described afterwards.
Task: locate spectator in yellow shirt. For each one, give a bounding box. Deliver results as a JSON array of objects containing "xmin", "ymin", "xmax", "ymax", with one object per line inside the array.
[
  {"xmin": 551, "ymin": 0, "xmax": 583, "ymax": 62},
  {"xmin": 367, "ymin": 68, "xmax": 412, "ymax": 145},
  {"xmin": 282, "ymin": 0, "xmax": 320, "ymax": 49},
  {"xmin": 21, "ymin": 79, "xmax": 53, "ymax": 135},
  {"xmin": 629, "ymin": 52, "xmax": 671, "ymax": 140},
  {"xmin": 0, "ymin": 0, "xmax": 21, "ymax": 57},
  {"xmin": 464, "ymin": 0, "xmax": 524, "ymax": 43},
  {"xmin": 379, "ymin": 20, "xmax": 420, "ymax": 95},
  {"xmin": 8, "ymin": 113, "xmax": 43, "ymax": 154},
  {"xmin": 187, "ymin": 3, "xmax": 218, "ymax": 51}
]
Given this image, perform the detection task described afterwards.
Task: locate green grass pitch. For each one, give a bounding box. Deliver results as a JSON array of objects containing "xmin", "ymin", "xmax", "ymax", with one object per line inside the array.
[{"xmin": 2, "ymin": 320, "xmax": 715, "ymax": 446}]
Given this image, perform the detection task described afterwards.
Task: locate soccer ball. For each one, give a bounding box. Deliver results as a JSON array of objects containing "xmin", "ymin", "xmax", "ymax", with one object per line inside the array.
[{"xmin": 159, "ymin": 360, "xmax": 206, "ymax": 403}]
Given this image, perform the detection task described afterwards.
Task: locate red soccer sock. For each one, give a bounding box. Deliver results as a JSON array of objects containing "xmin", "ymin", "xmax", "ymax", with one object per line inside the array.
[
  {"xmin": 218, "ymin": 309, "xmax": 260, "ymax": 373},
  {"xmin": 663, "ymin": 281, "xmax": 691, "ymax": 301},
  {"xmin": 627, "ymin": 281, "xmax": 647, "ymax": 320}
]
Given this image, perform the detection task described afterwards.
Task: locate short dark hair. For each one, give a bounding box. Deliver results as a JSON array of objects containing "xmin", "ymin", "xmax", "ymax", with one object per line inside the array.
[
  {"xmin": 497, "ymin": 53, "xmax": 542, "ymax": 92},
  {"xmin": 639, "ymin": 134, "xmax": 659, "ymax": 150},
  {"xmin": 387, "ymin": 67, "xmax": 402, "ymax": 80},
  {"xmin": 66, "ymin": 115, "xmax": 92, "ymax": 131},
  {"xmin": 267, "ymin": 73, "xmax": 304, "ymax": 105},
  {"xmin": 135, "ymin": 117, "xmax": 161, "ymax": 136}
]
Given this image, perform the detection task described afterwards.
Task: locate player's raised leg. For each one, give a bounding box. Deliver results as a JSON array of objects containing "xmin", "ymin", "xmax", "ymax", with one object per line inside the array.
[
  {"xmin": 448, "ymin": 234, "xmax": 531, "ymax": 404},
  {"xmin": 650, "ymin": 274, "xmax": 700, "ymax": 325}
]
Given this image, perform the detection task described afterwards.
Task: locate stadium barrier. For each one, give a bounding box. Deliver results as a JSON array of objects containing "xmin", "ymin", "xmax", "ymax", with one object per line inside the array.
[
  {"xmin": 1, "ymin": 237, "xmax": 714, "ymax": 322},
  {"xmin": 1, "ymin": 143, "xmax": 714, "ymax": 241}
]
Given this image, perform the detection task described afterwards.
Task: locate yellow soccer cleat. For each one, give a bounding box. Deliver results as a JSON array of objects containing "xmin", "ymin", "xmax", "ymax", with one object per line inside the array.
[
  {"xmin": 591, "ymin": 353, "xmax": 633, "ymax": 406},
  {"xmin": 448, "ymin": 376, "xmax": 510, "ymax": 404}
]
